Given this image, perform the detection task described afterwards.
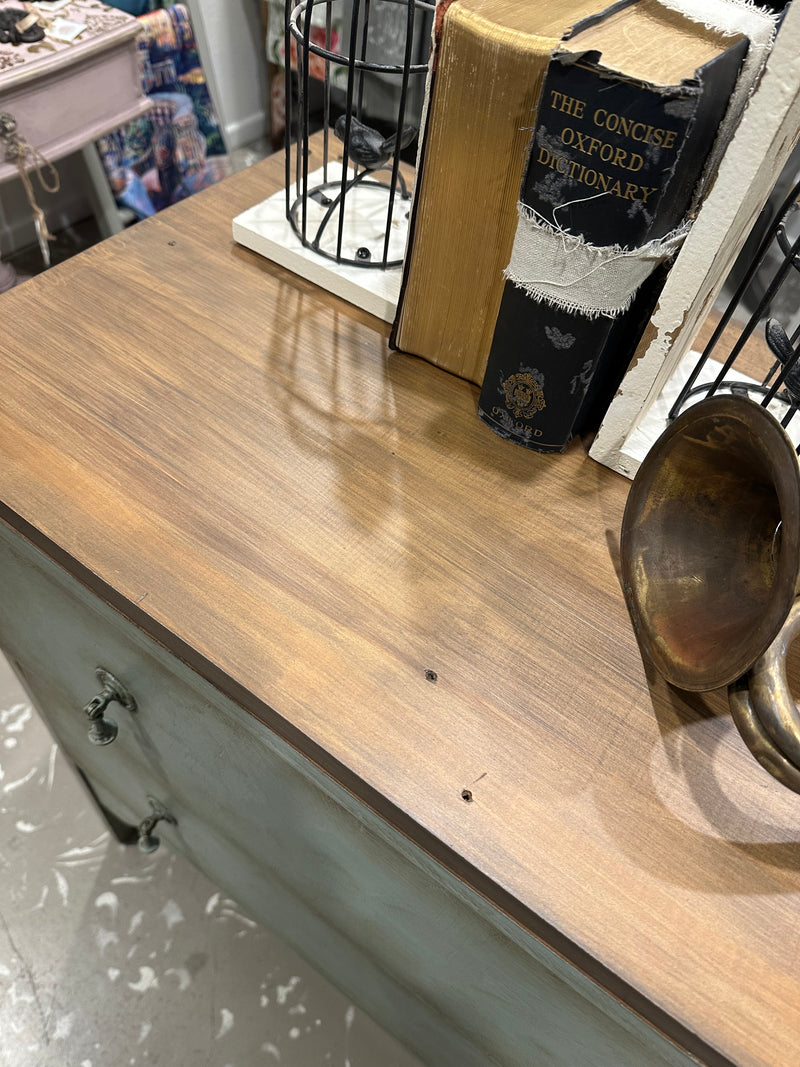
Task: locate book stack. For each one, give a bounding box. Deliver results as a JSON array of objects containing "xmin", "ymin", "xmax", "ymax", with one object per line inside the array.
[{"xmin": 392, "ymin": 0, "xmax": 776, "ymax": 452}]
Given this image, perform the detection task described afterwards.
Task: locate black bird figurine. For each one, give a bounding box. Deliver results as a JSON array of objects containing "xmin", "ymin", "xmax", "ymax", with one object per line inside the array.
[
  {"xmin": 334, "ymin": 114, "xmax": 417, "ymax": 170},
  {"xmin": 765, "ymin": 316, "xmax": 800, "ymax": 409}
]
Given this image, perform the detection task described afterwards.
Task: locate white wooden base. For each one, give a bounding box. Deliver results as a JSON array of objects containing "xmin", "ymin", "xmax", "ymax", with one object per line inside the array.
[
  {"xmin": 232, "ymin": 164, "xmax": 409, "ymax": 323},
  {"xmin": 621, "ymin": 349, "xmax": 800, "ymax": 467}
]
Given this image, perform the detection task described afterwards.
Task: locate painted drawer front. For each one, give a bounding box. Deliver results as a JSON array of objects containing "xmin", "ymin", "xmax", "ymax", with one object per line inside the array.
[
  {"xmin": 0, "ymin": 6, "xmax": 147, "ymax": 183},
  {"xmin": 0, "ymin": 536, "xmax": 166, "ymax": 828},
  {"xmin": 0, "ymin": 523, "xmax": 697, "ymax": 1067}
]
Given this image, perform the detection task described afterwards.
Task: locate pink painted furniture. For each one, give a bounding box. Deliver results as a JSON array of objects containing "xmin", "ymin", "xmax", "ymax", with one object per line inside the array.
[{"xmin": 0, "ymin": 0, "xmax": 150, "ymax": 288}]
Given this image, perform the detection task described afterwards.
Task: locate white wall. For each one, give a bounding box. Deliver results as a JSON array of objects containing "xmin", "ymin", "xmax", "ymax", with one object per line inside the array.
[{"xmin": 186, "ymin": 0, "xmax": 269, "ymax": 150}]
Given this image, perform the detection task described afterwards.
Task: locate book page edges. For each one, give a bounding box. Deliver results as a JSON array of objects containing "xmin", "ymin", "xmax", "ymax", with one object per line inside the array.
[{"xmin": 394, "ymin": 4, "xmax": 592, "ymax": 383}]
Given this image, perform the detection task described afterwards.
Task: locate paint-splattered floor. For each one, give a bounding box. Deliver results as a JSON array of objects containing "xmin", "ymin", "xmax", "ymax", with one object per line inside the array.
[{"xmin": 0, "ymin": 652, "xmax": 424, "ymax": 1067}]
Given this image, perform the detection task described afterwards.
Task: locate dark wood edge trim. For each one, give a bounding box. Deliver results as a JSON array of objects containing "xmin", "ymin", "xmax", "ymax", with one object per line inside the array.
[{"xmin": 0, "ymin": 503, "xmax": 729, "ymax": 1067}]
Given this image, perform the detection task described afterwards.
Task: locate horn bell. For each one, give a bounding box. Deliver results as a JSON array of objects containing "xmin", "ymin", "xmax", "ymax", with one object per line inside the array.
[{"xmin": 621, "ymin": 395, "xmax": 800, "ymax": 691}]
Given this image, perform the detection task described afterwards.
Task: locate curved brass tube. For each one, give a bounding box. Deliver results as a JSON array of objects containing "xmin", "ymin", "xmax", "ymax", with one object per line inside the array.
[
  {"xmin": 729, "ymin": 677, "xmax": 800, "ymax": 796},
  {"xmin": 745, "ymin": 597, "xmax": 800, "ymax": 770},
  {"xmin": 621, "ymin": 395, "xmax": 800, "ymax": 794},
  {"xmin": 621, "ymin": 395, "xmax": 800, "ymax": 693}
]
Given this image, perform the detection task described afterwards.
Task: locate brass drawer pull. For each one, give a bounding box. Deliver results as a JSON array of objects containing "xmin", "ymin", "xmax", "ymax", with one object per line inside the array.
[
  {"xmin": 137, "ymin": 797, "xmax": 177, "ymax": 854},
  {"xmin": 82, "ymin": 667, "xmax": 136, "ymax": 746}
]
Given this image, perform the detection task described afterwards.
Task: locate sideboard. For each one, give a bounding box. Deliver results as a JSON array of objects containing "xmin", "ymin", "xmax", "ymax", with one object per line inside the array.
[{"xmin": 0, "ymin": 148, "xmax": 798, "ymax": 1067}]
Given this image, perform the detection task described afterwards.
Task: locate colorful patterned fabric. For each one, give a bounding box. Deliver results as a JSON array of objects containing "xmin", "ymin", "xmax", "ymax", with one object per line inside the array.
[
  {"xmin": 97, "ymin": 4, "xmax": 230, "ymax": 218},
  {"xmin": 104, "ymin": 0, "xmax": 159, "ymax": 14}
]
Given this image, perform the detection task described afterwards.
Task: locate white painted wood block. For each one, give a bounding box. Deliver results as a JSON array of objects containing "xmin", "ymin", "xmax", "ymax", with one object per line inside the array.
[
  {"xmin": 591, "ymin": 4, "xmax": 800, "ymax": 478},
  {"xmin": 232, "ymin": 164, "xmax": 410, "ymax": 322}
]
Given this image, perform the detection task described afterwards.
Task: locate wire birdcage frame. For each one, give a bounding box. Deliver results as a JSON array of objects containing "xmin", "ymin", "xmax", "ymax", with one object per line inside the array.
[
  {"xmin": 670, "ymin": 174, "xmax": 800, "ymax": 451},
  {"xmin": 284, "ymin": 0, "xmax": 433, "ymax": 270}
]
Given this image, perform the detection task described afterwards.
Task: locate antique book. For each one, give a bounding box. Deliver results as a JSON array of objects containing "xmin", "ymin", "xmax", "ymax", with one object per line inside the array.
[
  {"xmin": 389, "ymin": 0, "xmax": 603, "ymax": 384},
  {"xmin": 476, "ymin": 0, "xmax": 752, "ymax": 452}
]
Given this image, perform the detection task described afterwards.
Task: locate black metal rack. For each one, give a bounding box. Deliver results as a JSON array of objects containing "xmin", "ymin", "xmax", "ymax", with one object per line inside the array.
[
  {"xmin": 670, "ymin": 174, "xmax": 800, "ymax": 449},
  {"xmin": 283, "ymin": 0, "xmax": 433, "ymax": 269}
]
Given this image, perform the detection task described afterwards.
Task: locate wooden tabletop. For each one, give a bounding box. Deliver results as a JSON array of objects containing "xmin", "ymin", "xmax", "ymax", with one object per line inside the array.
[{"xmin": 1, "ymin": 150, "xmax": 799, "ymax": 1067}]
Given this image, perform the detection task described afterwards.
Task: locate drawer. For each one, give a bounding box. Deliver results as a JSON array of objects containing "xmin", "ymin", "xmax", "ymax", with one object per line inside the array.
[
  {"xmin": 0, "ymin": 521, "xmax": 697, "ymax": 1067},
  {"xmin": 0, "ymin": 6, "xmax": 149, "ymax": 183},
  {"xmin": 0, "ymin": 539, "xmax": 167, "ymax": 832}
]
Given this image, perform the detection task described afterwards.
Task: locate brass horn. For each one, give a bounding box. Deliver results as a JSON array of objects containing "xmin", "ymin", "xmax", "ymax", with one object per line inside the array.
[{"xmin": 620, "ymin": 394, "xmax": 800, "ymax": 793}]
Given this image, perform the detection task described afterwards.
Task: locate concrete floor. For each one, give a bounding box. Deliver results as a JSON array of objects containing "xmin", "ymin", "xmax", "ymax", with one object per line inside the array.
[{"xmin": 0, "ymin": 651, "xmax": 424, "ymax": 1067}]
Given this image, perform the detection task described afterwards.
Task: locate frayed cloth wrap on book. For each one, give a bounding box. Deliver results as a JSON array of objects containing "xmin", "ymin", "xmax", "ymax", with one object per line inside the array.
[{"xmin": 504, "ymin": 205, "xmax": 689, "ymax": 320}]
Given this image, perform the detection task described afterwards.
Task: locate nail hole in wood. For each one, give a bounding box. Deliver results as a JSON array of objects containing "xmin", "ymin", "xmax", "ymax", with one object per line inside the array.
[
  {"xmin": 425, "ymin": 669, "xmax": 438, "ymax": 683},
  {"xmin": 461, "ymin": 789, "xmax": 473, "ymax": 803}
]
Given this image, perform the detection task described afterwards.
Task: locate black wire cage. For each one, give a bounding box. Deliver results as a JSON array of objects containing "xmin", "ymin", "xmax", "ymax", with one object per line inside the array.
[
  {"xmin": 669, "ymin": 170, "xmax": 800, "ymax": 449},
  {"xmin": 283, "ymin": 0, "xmax": 434, "ymax": 271}
]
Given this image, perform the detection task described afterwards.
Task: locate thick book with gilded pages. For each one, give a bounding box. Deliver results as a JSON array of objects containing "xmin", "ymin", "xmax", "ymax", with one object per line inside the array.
[
  {"xmin": 477, "ymin": 0, "xmax": 750, "ymax": 452},
  {"xmin": 389, "ymin": 0, "xmax": 604, "ymax": 384}
]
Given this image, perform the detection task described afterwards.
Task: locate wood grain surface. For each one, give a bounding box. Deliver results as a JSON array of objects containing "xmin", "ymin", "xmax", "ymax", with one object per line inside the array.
[{"xmin": 1, "ymin": 147, "xmax": 799, "ymax": 1067}]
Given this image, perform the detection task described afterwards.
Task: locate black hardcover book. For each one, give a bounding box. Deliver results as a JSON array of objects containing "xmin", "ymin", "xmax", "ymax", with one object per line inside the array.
[{"xmin": 477, "ymin": 0, "xmax": 749, "ymax": 452}]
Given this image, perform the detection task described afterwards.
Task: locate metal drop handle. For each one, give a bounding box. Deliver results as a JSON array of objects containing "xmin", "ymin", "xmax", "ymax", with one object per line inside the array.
[
  {"xmin": 82, "ymin": 667, "xmax": 136, "ymax": 745},
  {"xmin": 137, "ymin": 798, "xmax": 176, "ymax": 854}
]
